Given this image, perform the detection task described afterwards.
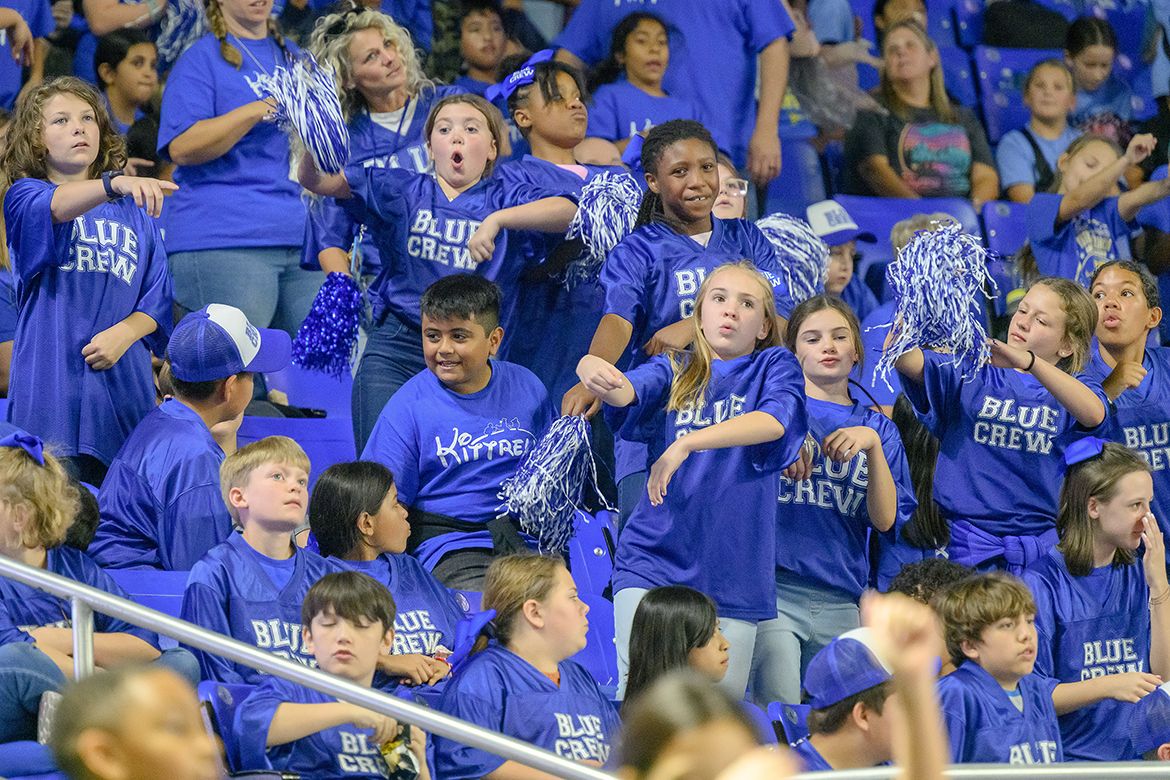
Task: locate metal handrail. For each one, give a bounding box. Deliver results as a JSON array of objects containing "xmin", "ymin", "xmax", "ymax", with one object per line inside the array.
[{"xmin": 0, "ymin": 556, "xmax": 612, "ymax": 780}]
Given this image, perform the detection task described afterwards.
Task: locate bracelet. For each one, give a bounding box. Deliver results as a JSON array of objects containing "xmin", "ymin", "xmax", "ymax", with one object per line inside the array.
[
  {"xmin": 101, "ymin": 170, "xmax": 123, "ymax": 201},
  {"xmin": 1024, "ymin": 350, "xmax": 1036, "ymax": 372},
  {"xmin": 1151, "ymin": 587, "xmax": 1170, "ymax": 607}
]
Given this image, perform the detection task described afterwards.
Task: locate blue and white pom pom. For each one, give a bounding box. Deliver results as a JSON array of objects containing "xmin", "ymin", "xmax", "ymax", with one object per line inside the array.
[
  {"xmin": 564, "ymin": 171, "xmax": 642, "ymax": 288},
  {"xmin": 292, "ymin": 272, "xmax": 362, "ymax": 377},
  {"xmin": 155, "ymin": 0, "xmax": 207, "ymax": 73},
  {"xmin": 755, "ymin": 212, "xmax": 830, "ymax": 305},
  {"xmin": 497, "ymin": 415, "xmax": 613, "ymax": 554},
  {"xmin": 874, "ymin": 220, "xmax": 997, "ymax": 388},
  {"xmin": 254, "ymin": 54, "xmax": 349, "ymax": 174}
]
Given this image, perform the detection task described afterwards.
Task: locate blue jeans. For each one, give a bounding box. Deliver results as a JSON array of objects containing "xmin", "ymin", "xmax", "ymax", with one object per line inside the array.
[
  {"xmin": 751, "ymin": 571, "xmax": 860, "ymax": 705},
  {"xmin": 353, "ymin": 316, "xmax": 426, "ymax": 452},
  {"xmin": 168, "ymin": 247, "xmax": 322, "ymax": 336},
  {"xmin": 0, "ymin": 644, "xmax": 64, "ymax": 743}
]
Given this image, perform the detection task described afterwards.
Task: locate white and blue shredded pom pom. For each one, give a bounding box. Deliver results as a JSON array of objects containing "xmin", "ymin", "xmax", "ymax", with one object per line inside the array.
[
  {"xmin": 875, "ymin": 220, "xmax": 997, "ymax": 388},
  {"xmin": 497, "ymin": 415, "xmax": 613, "ymax": 553},
  {"xmin": 755, "ymin": 212, "xmax": 830, "ymax": 305},
  {"xmin": 156, "ymin": 0, "xmax": 207, "ymax": 73},
  {"xmin": 292, "ymin": 272, "xmax": 362, "ymax": 377},
  {"xmin": 254, "ymin": 54, "xmax": 349, "ymax": 174},
  {"xmin": 564, "ymin": 171, "xmax": 642, "ymax": 288}
]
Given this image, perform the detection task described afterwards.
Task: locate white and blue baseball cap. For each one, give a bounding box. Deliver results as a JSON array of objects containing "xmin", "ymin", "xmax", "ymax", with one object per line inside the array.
[
  {"xmin": 168, "ymin": 304, "xmax": 292, "ymax": 382},
  {"xmin": 806, "ymin": 199, "xmax": 877, "ymax": 248},
  {"xmin": 803, "ymin": 627, "xmax": 893, "ymax": 709}
]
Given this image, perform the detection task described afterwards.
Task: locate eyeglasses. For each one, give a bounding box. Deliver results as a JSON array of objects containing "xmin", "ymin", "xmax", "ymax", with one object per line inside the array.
[{"xmin": 720, "ymin": 178, "xmax": 749, "ymax": 197}]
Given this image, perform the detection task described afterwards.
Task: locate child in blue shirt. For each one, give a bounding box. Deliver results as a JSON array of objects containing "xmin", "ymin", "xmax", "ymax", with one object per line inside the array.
[
  {"xmin": 1066, "ymin": 16, "xmax": 1134, "ymax": 133},
  {"xmin": 308, "ymin": 460, "xmax": 467, "ymax": 697},
  {"xmin": 0, "ymin": 4, "xmax": 48, "ymax": 111},
  {"xmin": 453, "ymin": 0, "xmax": 506, "ymax": 97},
  {"xmin": 91, "ymin": 304, "xmax": 292, "ymax": 570},
  {"xmin": 934, "ymin": 573, "xmax": 1063, "ymax": 765},
  {"xmin": 578, "ymin": 261, "xmax": 807, "ymax": 700},
  {"xmin": 1022, "ymin": 440, "xmax": 1169, "ymax": 761},
  {"xmin": 585, "ymin": 12, "xmax": 701, "ymax": 153},
  {"xmin": 1024, "ymin": 132, "xmax": 1170, "ymax": 287},
  {"xmin": 94, "ymin": 30, "xmax": 156, "ymax": 141},
  {"xmin": 360, "ymin": 275, "xmax": 554, "ymax": 590},
  {"xmin": 1, "ymin": 77, "xmax": 175, "ymax": 487},
  {"xmin": 180, "ymin": 436, "xmax": 335, "ymax": 684},
  {"xmin": 996, "ymin": 60, "xmax": 1079, "ymax": 205},
  {"xmin": 806, "ymin": 199, "xmax": 879, "ymax": 321},
  {"xmin": 235, "ymin": 571, "xmax": 429, "ymax": 779},
  {"xmin": 433, "ymin": 554, "xmax": 621, "ymax": 779}
]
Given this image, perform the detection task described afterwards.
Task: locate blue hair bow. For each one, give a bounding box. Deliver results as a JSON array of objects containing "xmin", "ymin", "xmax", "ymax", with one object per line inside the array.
[
  {"xmin": 485, "ymin": 49, "xmax": 555, "ymax": 103},
  {"xmin": 0, "ymin": 431, "xmax": 44, "ymax": 466},
  {"xmin": 1064, "ymin": 436, "xmax": 1107, "ymax": 468}
]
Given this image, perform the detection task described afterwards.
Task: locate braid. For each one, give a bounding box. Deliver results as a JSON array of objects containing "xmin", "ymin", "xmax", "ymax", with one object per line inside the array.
[
  {"xmin": 205, "ymin": 0, "xmax": 242, "ymax": 68},
  {"xmin": 267, "ymin": 16, "xmax": 289, "ymax": 61},
  {"xmin": 634, "ymin": 190, "xmax": 661, "ymax": 228}
]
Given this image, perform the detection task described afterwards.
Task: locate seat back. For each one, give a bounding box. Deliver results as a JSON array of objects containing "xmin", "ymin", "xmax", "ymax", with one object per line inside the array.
[
  {"xmin": 981, "ymin": 200, "xmax": 1028, "ymax": 259},
  {"xmin": 568, "ymin": 510, "xmax": 615, "ymax": 598},
  {"xmin": 571, "ymin": 594, "xmax": 617, "ymax": 692},
  {"xmin": 198, "ymin": 681, "xmax": 257, "ymax": 774},
  {"xmin": 767, "ymin": 701, "xmax": 812, "ymax": 745},
  {"xmin": 264, "ymin": 364, "xmax": 353, "ymax": 418},
  {"xmin": 236, "ymin": 416, "xmax": 356, "ymax": 490},
  {"xmin": 106, "ymin": 568, "xmax": 190, "ymax": 619},
  {"xmin": 975, "ymin": 46, "xmax": 1062, "ymax": 142},
  {"xmin": 952, "ymin": 0, "xmax": 983, "ymax": 49}
]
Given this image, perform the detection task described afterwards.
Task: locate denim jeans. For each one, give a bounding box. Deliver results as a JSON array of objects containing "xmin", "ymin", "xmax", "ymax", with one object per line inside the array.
[
  {"xmin": 0, "ymin": 644, "xmax": 64, "ymax": 743},
  {"xmin": 352, "ymin": 316, "xmax": 426, "ymax": 452},
  {"xmin": 168, "ymin": 247, "xmax": 322, "ymax": 336}
]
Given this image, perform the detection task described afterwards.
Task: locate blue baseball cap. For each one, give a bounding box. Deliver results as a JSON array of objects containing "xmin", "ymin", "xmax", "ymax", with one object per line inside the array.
[
  {"xmin": 806, "ymin": 200, "xmax": 877, "ymax": 247},
  {"xmin": 1132, "ymin": 681, "xmax": 1170, "ymax": 756},
  {"xmin": 168, "ymin": 304, "xmax": 292, "ymax": 382},
  {"xmin": 803, "ymin": 628, "xmax": 893, "ymax": 710}
]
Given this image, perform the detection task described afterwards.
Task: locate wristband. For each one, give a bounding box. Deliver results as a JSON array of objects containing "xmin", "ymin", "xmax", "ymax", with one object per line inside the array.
[
  {"xmin": 1024, "ymin": 350, "xmax": 1036, "ymax": 372},
  {"xmin": 101, "ymin": 170, "xmax": 123, "ymax": 201}
]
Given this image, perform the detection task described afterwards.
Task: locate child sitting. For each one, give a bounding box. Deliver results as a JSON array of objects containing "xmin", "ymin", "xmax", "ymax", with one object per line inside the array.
[
  {"xmin": 180, "ymin": 436, "xmax": 334, "ymax": 684},
  {"xmin": 934, "ymin": 573, "xmax": 1063, "ymax": 764},
  {"xmin": 91, "ymin": 304, "xmax": 291, "ymax": 570},
  {"xmin": 235, "ymin": 571, "xmax": 429, "ymax": 779},
  {"xmin": 806, "ymin": 199, "xmax": 879, "ymax": 321},
  {"xmin": 996, "ymin": 60, "xmax": 1079, "ymax": 205},
  {"xmin": 360, "ymin": 275, "xmax": 553, "ymax": 590},
  {"xmin": 1066, "ymin": 16, "xmax": 1134, "ymax": 137},
  {"xmin": 453, "ymin": 0, "xmax": 507, "ymax": 97}
]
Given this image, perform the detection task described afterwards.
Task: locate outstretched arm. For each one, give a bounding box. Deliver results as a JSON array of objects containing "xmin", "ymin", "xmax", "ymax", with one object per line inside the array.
[
  {"xmin": 468, "ymin": 197, "xmax": 578, "ymax": 261},
  {"xmin": 989, "ymin": 339, "xmax": 1106, "ymax": 427},
  {"xmin": 298, "ymin": 153, "xmax": 351, "ymax": 199},
  {"xmin": 1058, "ymin": 133, "xmax": 1154, "ymax": 223}
]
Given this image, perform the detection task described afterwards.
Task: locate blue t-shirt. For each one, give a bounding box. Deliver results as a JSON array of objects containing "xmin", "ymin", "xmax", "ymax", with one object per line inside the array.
[
  {"xmin": 902, "ymin": 350, "xmax": 1106, "ymax": 538},
  {"xmin": 90, "ymin": 399, "xmax": 231, "ymax": 571},
  {"xmin": 1082, "ymin": 346, "xmax": 1170, "ymax": 565},
  {"xmin": 837, "ymin": 274, "xmax": 878, "ymax": 322},
  {"xmin": 586, "ymin": 80, "xmax": 701, "ymax": 143},
  {"xmin": 996, "ymin": 125, "xmax": 1080, "ymax": 190},
  {"xmin": 180, "ymin": 533, "xmax": 336, "ymax": 684},
  {"xmin": 937, "ymin": 662, "xmax": 1063, "ymax": 764},
  {"xmin": 554, "ymin": 0, "xmax": 794, "ymax": 169},
  {"xmin": 341, "ymin": 166, "xmax": 564, "ymax": 335},
  {"xmin": 0, "ymin": 545, "xmax": 160, "ymax": 649},
  {"xmin": 433, "ymin": 643, "xmax": 621, "ymax": 779},
  {"xmin": 3, "ymin": 177, "xmax": 172, "ymax": 464},
  {"xmin": 776, "ymin": 397, "xmax": 915, "ymax": 600},
  {"xmin": 360, "ymin": 361, "xmax": 554, "ymax": 545},
  {"xmin": 1023, "ymin": 548, "xmax": 1151, "ymax": 761},
  {"xmin": 0, "ymin": 0, "xmax": 52, "ymax": 109},
  {"xmin": 854, "ymin": 301, "xmax": 897, "ymax": 408},
  {"xmin": 451, "ymin": 75, "xmax": 491, "ymax": 97},
  {"xmin": 158, "ymin": 34, "xmax": 305, "ymax": 252},
  {"xmin": 1072, "ymin": 74, "xmax": 1134, "ymax": 127},
  {"xmin": 612, "ymin": 348, "xmax": 807, "ymax": 621},
  {"xmin": 303, "ymin": 85, "xmax": 466, "ymax": 279},
  {"xmin": 1028, "ymin": 192, "xmax": 1134, "ymax": 287},
  {"xmin": 0, "ymin": 269, "xmax": 17, "ymax": 343}
]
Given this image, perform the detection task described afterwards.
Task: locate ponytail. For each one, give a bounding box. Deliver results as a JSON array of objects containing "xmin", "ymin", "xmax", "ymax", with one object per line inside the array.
[{"xmin": 205, "ymin": 0, "xmax": 242, "ymax": 68}]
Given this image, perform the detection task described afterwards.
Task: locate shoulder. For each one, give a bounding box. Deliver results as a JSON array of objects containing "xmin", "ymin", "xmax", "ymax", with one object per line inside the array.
[
  {"xmin": 495, "ymin": 361, "xmax": 546, "ymax": 391},
  {"xmin": 48, "ymin": 546, "xmax": 107, "ymax": 584},
  {"xmin": 189, "ymin": 537, "xmax": 242, "ymax": 580}
]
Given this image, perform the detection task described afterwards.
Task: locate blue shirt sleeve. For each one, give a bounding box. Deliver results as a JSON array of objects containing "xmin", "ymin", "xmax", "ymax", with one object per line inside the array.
[
  {"xmin": 158, "ymin": 43, "xmax": 219, "ymax": 155},
  {"xmin": 1028, "ymin": 192, "xmax": 1065, "ymax": 239},
  {"xmin": 586, "ymin": 85, "xmax": 622, "ymax": 141},
  {"xmin": 3, "ymin": 178, "xmax": 72, "ymax": 284},
  {"xmin": 553, "ymin": 0, "xmax": 608, "ymax": 65},
  {"xmin": 180, "ymin": 573, "xmax": 246, "ymax": 684},
  {"xmin": 612, "ymin": 356, "xmax": 674, "ymax": 445},
  {"xmin": 996, "ymin": 130, "xmax": 1039, "ymax": 189},
  {"xmin": 601, "ymin": 236, "xmax": 649, "ymax": 326},
  {"xmin": 899, "ymin": 350, "xmax": 964, "ymax": 439},
  {"xmin": 361, "ymin": 390, "xmax": 422, "ymax": 507},
  {"xmin": 742, "ymin": 0, "xmax": 796, "ymax": 51}
]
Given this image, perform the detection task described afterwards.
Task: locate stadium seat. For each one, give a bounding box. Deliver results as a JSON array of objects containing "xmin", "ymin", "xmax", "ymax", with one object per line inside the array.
[
  {"xmin": 568, "ymin": 510, "xmax": 615, "ymax": 599},
  {"xmin": 974, "ymin": 46, "xmax": 1062, "ymax": 142},
  {"xmin": 767, "ymin": 701, "xmax": 812, "ymax": 746},
  {"xmin": 236, "ymin": 415, "xmax": 356, "ymax": 490},
  {"xmin": 198, "ymin": 681, "xmax": 258, "ymax": 775},
  {"xmin": 264, "ymin": 364, "xmax": 352, "ymax": 419},
  {"xmin": 764, "ymin": 138, "xmax": 827, "ymax": 217},
  {"xmin": 926, "ymin": 0, "xmax": 958, "ymax": 48},
  {"xmin": 106, "ymin": 568, "xmax": 190, "ymax": 620},
  {"xmin": 952, "ymin": 0, "xmax": 983, "ymax": 49},
  {"xmin": 981, "ymin": 200, "xmax": 1029, "ymax": 259},
  {"xmin": 0, "ymin": 741, "xmax": 61, "ymax": 780},
  {"xmin": 743, "ymin": 701, "xmax": 780, "ymax": 744},
  {"xmin": 571, "ymin": 594, "xmax": 617, "ymax": 692},
  {"xmin": 939, "ymin": 46, "xmax": 978, "ymax": 108}
]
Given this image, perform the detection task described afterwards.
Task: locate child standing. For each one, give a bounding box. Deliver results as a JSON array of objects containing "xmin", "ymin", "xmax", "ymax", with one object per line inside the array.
[
  {"xmin": 298, "ymin": 93, "xmax": 575, "ymax": 451},
  {"xmin": 578, "ymin": 261, "xmax": 807, "ymax": 699},
  {"xmin": 1066, "ymin": 16, "xmax": 1134, "ymax": 134},
  {"xmin": 359, "ymin": 276, "xmax": 553, "ymax": 589},
  {"xmin": 754, "ymin": 295, "xmax": 916, "ymax": 706},
  {"xmin": 453, "ymin": 0, "xmax": 507, "ymax": 97},
  {"xmin": 1022, "ymin": 441, "xmax": 1169, "ymax": 761},
  {"xmin": 180, "ymin": 436, "xmax": 335, "ymax": 684},
  {"xmin": 0, "ymin": 77, "xmax": 174, "ymax": 486},
  {"xmin": 1024, "ymin": 133, "xmax": 1170, "ymax": 287},
  {"xmin": 996, "ymin": 60, "xmax": 1079, "ymax": 205},
  {"xmin": 893, "ymin": 277, "xmax": 1107, "ymax": 572},
  {"xmin": 91, "ymin": 305, "xmax": 292, "ymax": 570},
  {"xmin": 433, "ymin": 554, "xmax": 621, "ymax": 779},
  {"xmin": 235, "ymin": 571, "xmax": 429, "ymax": 779},
  {"xmin": 585, "ymin": 13, "xmax": 701, "ymax": 152},
  {"xmin": 934, "ymin": 573, "xmax": 1063, "ymax": 765}
]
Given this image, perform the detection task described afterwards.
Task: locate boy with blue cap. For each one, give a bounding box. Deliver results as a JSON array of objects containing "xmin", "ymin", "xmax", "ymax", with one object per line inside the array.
[
  {"xmin": 806, "ymin": 199, "xmax": 879, "ymax": 321},
  {"xmin": 90, "ymin": 304, "xmax": 292, "ymax": 570}
]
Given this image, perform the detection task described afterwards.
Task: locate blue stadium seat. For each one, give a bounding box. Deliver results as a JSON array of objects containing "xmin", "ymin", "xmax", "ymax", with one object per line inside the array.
[
  {"xmin": 571, "ymin": 594, "xmax": 617, "ymax": 692},
  {"xmin": 767, "ymin": 701, "xmax": 812, "ymax": 745},
  {"xmin": 198, "ymin": 681, "xmax": 257, "ymax": 774},
  {"xmin": 981, "ymin": 200, "xmax": 1029, "ymax": 259},
  {"xmin": 236, "ymin": 415, "xmax": 356, "ymax": 490},
  {"xmin": 927, "ymin": 0, "xmax": 958, "ymax": 48},
  {"xmin": 264, "ymin": 364, "xmax": 352, "ymax": 419},
  {"xmin": 1092, "ymin": 3, "xmax": 1146, "ymax": 61},
  {"xmin": 764, "ymin": 138, "xmax": 827, "ymax": 217},
  {"xmin": 939, "ymin": 46, "xmax": 978, "ymax": 108},
  {"xmin": 568, "ymin": 510, "xmax": 615, "ymax": 599},
  {"xmin": 952, "ymin": 0, "xmax": 983, "ymax": 49},
  {"xmin": 743, "ymin": 701, "xmax": 779, "ymax": 744},
  {"xmin": 0, "ymin": 741, "xmax": 61, "ymax": 780},
  {"xmin": 974, "ymin": 46, "xmax": 1062, "ymax": 142},
  {"xmin": 106, "ymin": 568, "xmax": 190, "ymax": 620}
]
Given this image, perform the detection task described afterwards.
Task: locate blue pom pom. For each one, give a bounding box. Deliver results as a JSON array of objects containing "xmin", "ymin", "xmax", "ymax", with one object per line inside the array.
[
  {"xmin": 255, "ymin": 54, "xmax": 350, "ymax": 174},
  {"xmin": 156, "ymin": 0, "xmax": 207, "ymax": 73},
  {"xmin": 564, "ymin": 172, "xmax": 642, "ymax": 288},
  {"xmin": 875, "ymin": 221, "xmax": 997, "ymax": 388},
  {"xmin": 497, "ymin": 416, "xmax": 613, "ymax": 554},
  {"xmin": 755, "ymin": 212, "xmax": 830, "ymax": 305},
  {"xmin": 292, "ymin": 272, "xmax": 362, "ymax": 378}
]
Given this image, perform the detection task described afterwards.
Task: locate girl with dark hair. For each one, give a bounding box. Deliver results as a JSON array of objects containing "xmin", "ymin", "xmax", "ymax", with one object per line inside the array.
[
  {"xmin": 1065, "ymin": 15, "xmax": 1132, "ymax": 132},
  {"xmin": 308, "ymin": 460, "xmax": 466, "ymax": 695},
  {"xmin": 94, "ymin": 30, "xmax": 161, "ymax": 177}
]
